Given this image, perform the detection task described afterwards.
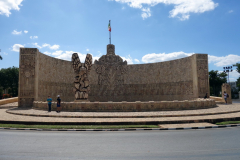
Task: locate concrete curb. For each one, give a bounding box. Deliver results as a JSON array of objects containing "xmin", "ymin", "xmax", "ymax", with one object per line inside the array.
[{"xmin": 0, "ymin": 124, "xmax": 240, "ymax": 132}]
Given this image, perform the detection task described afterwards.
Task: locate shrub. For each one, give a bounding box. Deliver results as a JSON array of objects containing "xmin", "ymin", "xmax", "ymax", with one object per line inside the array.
[{"xmin": 2, "ymin": 94, "xmax": 11, "ymax": 98}]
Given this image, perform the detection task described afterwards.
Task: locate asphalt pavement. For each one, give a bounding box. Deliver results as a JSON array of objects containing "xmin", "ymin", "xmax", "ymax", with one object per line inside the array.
[{"xmin": 1, "ymin": 127, "xmax": 240, "ymax": 160}]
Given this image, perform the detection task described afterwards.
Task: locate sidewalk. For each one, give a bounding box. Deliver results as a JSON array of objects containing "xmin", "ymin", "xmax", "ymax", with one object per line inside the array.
[{"xmin": 0, "ymin": 102, "xmax": 240, "ymax": 125}]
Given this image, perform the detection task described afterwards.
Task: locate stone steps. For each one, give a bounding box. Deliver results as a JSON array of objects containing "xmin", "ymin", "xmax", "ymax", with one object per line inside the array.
[
  {"xmin": 1, "ymin": 102, "xmax": 240, "ymax": 125},
  {"xmin": 6, "ymin": 104, "xmax": 240, "ymax": 118}
]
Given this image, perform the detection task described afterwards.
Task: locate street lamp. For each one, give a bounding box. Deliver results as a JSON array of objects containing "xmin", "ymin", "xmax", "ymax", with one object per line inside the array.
[{"xmin": 223, "ymin": 66, "xmax": 233, "ymax": 84}]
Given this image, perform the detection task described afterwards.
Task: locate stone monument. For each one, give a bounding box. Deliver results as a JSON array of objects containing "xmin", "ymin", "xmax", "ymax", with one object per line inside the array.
[
  {"xmin": 72, "ymin": 53, "xmax": 92, "ymax": 101},
  {"xmin": 222, "ymin": 83, "xmax": 232, "ymax": 104},
  {"xmin": 94, "ymin": 44, "xmax": 127, "ymax": 93},
  {"xmin": 19, "ymin": 45, "xmax": 210, "ymax": 107}
]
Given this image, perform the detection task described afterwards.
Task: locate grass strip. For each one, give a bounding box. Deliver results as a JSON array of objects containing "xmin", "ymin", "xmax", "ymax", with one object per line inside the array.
[
  {"xmin": 0, "ymin": 124, "xmax": 159, "ymax": 129},
  {"xmin": 216, "ymin": 121, "xmax": 240, "ymax": 125}
]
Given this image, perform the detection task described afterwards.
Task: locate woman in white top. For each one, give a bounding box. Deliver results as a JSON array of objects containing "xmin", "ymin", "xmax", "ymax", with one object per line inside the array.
[{"xmin": 223, "ymin": 91, "xmax": 228, "ymax": 104}]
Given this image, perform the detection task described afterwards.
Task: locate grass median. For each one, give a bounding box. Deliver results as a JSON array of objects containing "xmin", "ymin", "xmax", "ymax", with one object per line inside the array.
[
  {"xmin": 0, "ymin": 123, "xmax": 159, "ymax": 129},
  {"xmin": 215, "ymin": 121, "xmax": 240, "ymax": 125}
]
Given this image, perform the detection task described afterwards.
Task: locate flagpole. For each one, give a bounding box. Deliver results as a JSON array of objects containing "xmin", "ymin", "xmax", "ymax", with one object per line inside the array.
[{"xmin": 109, "ymin": 20, "xmax": 111, "ymax": 44}]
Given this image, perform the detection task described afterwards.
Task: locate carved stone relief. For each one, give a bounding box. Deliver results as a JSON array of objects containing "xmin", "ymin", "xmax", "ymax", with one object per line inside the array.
[
  {"xmin": 94, "ymin": 44, "xmax": 127, "ymax": 93},
  {"xmin": 19, "ymin": 54, "xmax": 35, "ymax": 97},
  {"xmin": 197, "ymin": 60, "xmax": 208, "ymax": 94},
  {"xmin": 72, "ymin": 53, "xmax": 92, "ymax": 100}
]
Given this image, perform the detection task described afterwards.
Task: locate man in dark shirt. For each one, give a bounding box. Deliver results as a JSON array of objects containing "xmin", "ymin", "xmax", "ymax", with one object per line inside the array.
[{"xmin": 56, "ymin": 95, "xmax": 61, "ymax": 113}]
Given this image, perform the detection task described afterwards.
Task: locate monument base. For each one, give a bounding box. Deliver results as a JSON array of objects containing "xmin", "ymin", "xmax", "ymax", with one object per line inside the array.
[
  {"xmin": 33, "ymin": 99, "xmax": 216, "ymax": 112},
  {"xmin": 74, "ymin": 99, "xmax": 90, "ymax": 102}
]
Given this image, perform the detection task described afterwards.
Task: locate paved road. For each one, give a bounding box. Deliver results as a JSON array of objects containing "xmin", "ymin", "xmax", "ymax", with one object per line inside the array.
[{"xmin": 1, "ymin": 128, "xmax": 240, "ymax": 160}]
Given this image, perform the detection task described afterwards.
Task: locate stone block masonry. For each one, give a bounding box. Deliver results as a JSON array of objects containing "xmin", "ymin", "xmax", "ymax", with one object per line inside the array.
[
  {"xmin": 33, "ymin": 99, "xmax": 216, "ymax": 112},
  {"xmin": 19, "ymin": 45, "xmax": 209, "ymax": 107}
]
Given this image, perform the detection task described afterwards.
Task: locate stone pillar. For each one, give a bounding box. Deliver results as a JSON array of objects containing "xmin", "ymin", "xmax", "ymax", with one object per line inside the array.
[
  {"xmin": 192, "ymin": 54, "xmax": 209, "ymax": 98},
  {"xmin": 18, "ymin": 48, "xmax": 39, "ymax": 108},
  {"xmin": 222, "ymin": 83, "xmax": 232, "ymax": 104}
]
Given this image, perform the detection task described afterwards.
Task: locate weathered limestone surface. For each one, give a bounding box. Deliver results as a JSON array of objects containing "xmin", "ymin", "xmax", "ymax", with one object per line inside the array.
[
  {"xmin": 19, "ymin": 48, "xmax": 75, "ymax": 107},
  {"xmin": 33, "ymin": 99, "xmax": 216, "ymax": 112},
  {"xmin": 0, "ymin": 97, "xmax": 18, "ymax": 105},
  {"xmin": 19, "ymin": 45, "xmax": 209, "ymax": 107},
  {"xmin": 72, "ymin": 53, "xmax": 92, "ymax": 100},
  {"xmin": 222, "ymin": 83, "xmax": 232, "ymax": 104},
  {"xmin": 89, "ymin": 45, "xmax": 209, "ymax": 102}
]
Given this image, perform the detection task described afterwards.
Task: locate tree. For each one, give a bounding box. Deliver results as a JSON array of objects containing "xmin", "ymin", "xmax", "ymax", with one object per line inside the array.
[
  {"xmin": 0, "ymin": 55, "xmax": 2, "ymax": 60},
  {"xmin": 209, "ymin": 70, "xmax": 227, "ymax": 96},
  {"xmin": 233, "ymin": 63, "xmax": 240, "ymax": 91},
  {"xmin": 233, "ymin": 63, "xmax": 240, "ymax": 73},
  {"xmin": 0, "ymin": 67, "xmax": 19, "ymax": 97}
]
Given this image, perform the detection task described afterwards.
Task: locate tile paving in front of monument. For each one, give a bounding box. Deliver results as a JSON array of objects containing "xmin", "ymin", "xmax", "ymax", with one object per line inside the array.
[
  {"xmin": 5, "ymin": 103, "xmax": 240, "ymax": 118},
  {"xmin": 0, "ymin": 102, "xmax": 240, "ymax": 125}
]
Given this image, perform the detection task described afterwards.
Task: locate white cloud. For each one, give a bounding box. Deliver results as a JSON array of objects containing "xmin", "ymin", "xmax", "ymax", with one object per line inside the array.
[
  {"xmin": 24, "ymin": 30, "xmax": 28, "ymax": 33},
  {"xmin": 43, "ymin": 51, "xmax": 51, "ymax": 55},
  {"xmin": 121, "ymin": 55, "xmax": 134, "ymax": 64},
  {"xmin": 0, "ymin": 0, "xmax": 23, "ymax": 17},
  {"xmin": 208, "ymin": 54, "xmax": 240, "ymax": 67},
  {"xmin": 32, "ymin": 43, "xmax": 60, "ymax": 50},
  {"xmin": 30, "ymin": 36, "xmax": 38, "ymax": 39},
  {"xmin": 12, "ymin": 30, "xmax": 22, "ymax": 35},
  {"xmin": 32, "ymin": 43, "xmax": 42, "ymax": 48},
  {"xmin": 230, "ymin": 70, "xmax": 240, "ymax": 80},
  {"xmin": 52, "ymin": 50, "xmax": 63, "ymax": 56},
  {"xmin": 134, "ymin": 59, "xmax": 140, "ymax": 63},
  {"xmin": 112, "ymin": 0, "xmax": 218, "ymax": 20},
  {"xmin": 229, "ymin": 10, "xmax": 233, "ymax": 13},
  {"xmin": 49, "ymin": 45, "xmax": 60, "ymax": 50},
  {"xmin": 141, "ymin": 8, "xmax": 151, "ymax": 19},
  {"xmin": 142, "ymin": 51, "xmax": 194, "ymax": 63},
  {"xmin": 42, "ymin": 43, "xmax": 60, "ymax": 50},
  {"xmin": 12, "ymin": 44, "xmax": 24, "ymax": 52},
  {"xmin": 42, "ymin": 50, "xmax": 100, "ymax": 62},
  {"xmin": 86, "ymin": 49, "xmax": 89, "ymax": 52},
  {"xmin": 224, "ymin": 70, "xmax": 240, "ymax": 82}
]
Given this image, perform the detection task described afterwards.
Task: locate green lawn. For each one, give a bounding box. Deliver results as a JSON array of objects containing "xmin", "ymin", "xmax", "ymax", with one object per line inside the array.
[
  {"xmin": 0, "ymin": 124, "xmax": 159, "ymax": 129},
  {"xmin": 215, "ymin": 121, "xmax": 240, "ymax": 125}
]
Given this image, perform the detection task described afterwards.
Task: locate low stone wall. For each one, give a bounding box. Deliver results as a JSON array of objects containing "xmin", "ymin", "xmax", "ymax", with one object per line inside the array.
[
  {"xmin": 210, "ymin": 96, "xmax": 225, "ymax": 103},
  {"xmin": 33, "ymin": 99, "xmax": 216, "ymax": 112},
  {"xmin": 0, "ymin": 97, "xmax": 18, "ymax": 105}
]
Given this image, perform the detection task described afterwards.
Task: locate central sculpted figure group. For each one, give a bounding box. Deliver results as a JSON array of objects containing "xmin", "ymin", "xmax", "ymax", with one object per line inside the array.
[{"xmin": 72, "ymin": 53, "xmax": 92, "ymax": 101}]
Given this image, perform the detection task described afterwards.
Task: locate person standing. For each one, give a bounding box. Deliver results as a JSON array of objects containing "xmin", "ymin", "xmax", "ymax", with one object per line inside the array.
[
  {"xmin": 56, "ymin": 95, "xmax": 61, "ymax": 113},
  {"xmin": 204, "ymin": 93, "xmax": 208, "ymax": 99},
  {"xmin": 223, "ymin": 91, "xmax": 228, "ymax": 104},
  {"xmin": 47, "ymin": 95, "xmax": 52, "ymax": 112}
]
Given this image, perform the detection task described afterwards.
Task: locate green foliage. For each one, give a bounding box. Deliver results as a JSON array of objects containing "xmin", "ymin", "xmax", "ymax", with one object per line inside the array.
[
  {"xmin": 209, "ymin": 70, "xmax": 227, "ymax": 96},
  {"xmin": 0, "ymin": 55, "xmax": 2, "ymax": 60},
  {"xmin": 233, "ymin": 63, "xmax": 240, "ymax": 74},
  {"xmin": 237, "ymin": 77, "xmax": 240, "ymax": 91},
  {"xmin": 216, "ymin": 121, "xmax": 240, "ymax": 125},
  {"xmin": 0, "ymin": 67, "xmax": 19, "ymax": 97},
  {"xmin": 233, "ymin": 63, "xmax": 240, "ymax": 91}
]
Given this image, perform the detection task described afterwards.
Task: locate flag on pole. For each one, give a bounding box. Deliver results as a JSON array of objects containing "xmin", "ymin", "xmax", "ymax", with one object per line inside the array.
[{"xmin": 108, "ymin": 21, "xmax": 111, "ymax": 32}]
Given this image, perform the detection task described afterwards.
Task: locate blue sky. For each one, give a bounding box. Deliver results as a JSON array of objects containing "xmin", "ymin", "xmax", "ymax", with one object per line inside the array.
[{"xmin": 0, "ymin": 0, "xmax": 240, "ymax": 81}]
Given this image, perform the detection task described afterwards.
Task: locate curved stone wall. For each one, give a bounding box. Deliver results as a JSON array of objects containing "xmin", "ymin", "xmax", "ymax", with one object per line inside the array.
[
  {"xmin": 33, "ymin": 99, "xmax": 216, "ymax": 112},
  {"xmin": 37, "ymin": 52, "xmax": 75, "ymax": 102},
  {"xmin": 19, "ymin": 46, "xmax": 209, "ymax": 107}
]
